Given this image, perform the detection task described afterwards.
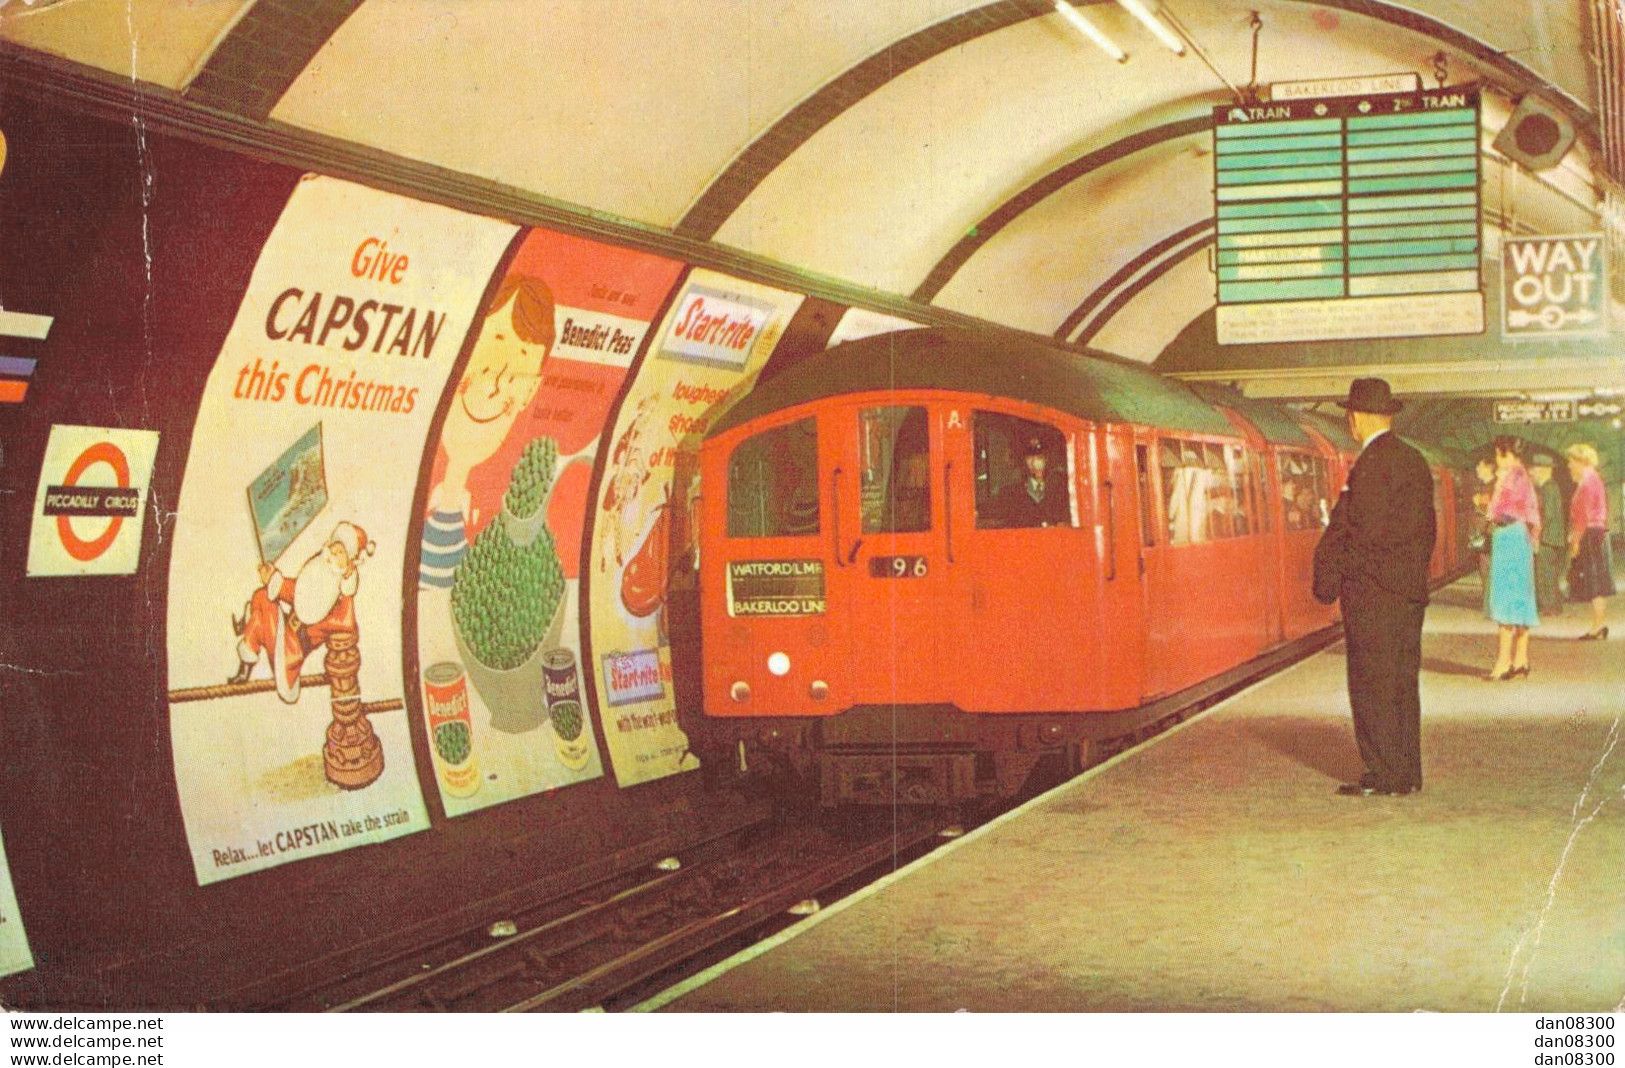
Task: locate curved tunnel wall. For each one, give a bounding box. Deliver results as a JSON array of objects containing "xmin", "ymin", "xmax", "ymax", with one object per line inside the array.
[{"xmin": 0, "ymin": 91, "xmax": 915, "ymax": 1007}]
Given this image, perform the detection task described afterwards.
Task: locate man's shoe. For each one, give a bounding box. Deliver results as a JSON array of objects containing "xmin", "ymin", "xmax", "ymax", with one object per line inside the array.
[{"xmin": 1336, "ymin": 782, "xmax": 1378, "ymax": 796}]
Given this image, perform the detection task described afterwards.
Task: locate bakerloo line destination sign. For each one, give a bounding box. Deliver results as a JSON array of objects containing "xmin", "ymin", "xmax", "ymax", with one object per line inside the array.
[{"xmin": 1213, "ymin": 86, "xmax": 1485, "ymax": 345}]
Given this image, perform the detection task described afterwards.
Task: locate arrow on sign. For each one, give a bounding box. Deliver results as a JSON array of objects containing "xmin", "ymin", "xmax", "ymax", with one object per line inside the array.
[
  {"xmin": 1578, "ymin": 400, "xmax": 1624, "ymax": 418},
  {"xmin": 1508, "ymin": 306, "xmax": 1600, "ymax": 330}
]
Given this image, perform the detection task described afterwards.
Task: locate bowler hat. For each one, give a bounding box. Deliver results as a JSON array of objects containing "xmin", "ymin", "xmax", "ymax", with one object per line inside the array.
[
  {"xmin": 1021, "ymin": 436, "xmax": 1046, "ymax": 456},
  {"xmin": 1530, "ymin": 452, "xmax": 1556, "ymax": 469},
  {"xmin": 1336, "ymin": 377, "xmax": 1403, "ymax": 415}
]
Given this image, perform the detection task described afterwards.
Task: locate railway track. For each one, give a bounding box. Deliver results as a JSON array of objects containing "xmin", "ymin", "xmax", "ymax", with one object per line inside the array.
[
  {"xmin": 262, "ymin": 807, "xmax": 953, "ymax": 1013},
  {"xmin": 259, "ymin": 599, "xmax": 1435, "ymax": 1013}
]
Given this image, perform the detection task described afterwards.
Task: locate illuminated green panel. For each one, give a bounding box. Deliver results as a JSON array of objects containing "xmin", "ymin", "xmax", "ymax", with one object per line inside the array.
[
  {"xmin": 1218, "ymin": 214, "xmax": 1347, "ymax": 234},
  {"xmin": 1217, "ymin": 164, "xmax": 1345, "ymax": 185},
  {"xmin": 1348, "ymin": 222, "xmax": 1479, "ymax": 241},
  {"xmin": 1218, "ymin": 278, "xmax": 1345, "ymax": 301},
  {"xmin": 1218, "ymin": 198, "xmax": 1342, "ymax": 219},
  {"xmin": 1217, "ymin": 246, "xmax": 1344, "ymax": 265},
  {"xmin": 1348, "ymin": 156, "xmax": 1477, "ymax": 178},
  {"xmin": 1218, "ymin": 261, "xmax": 1344, "ymax": 282},
  {"xmin": 1348, "ymin": 172, "xmax": 1478, "ymax": 194},
  {"xmin": 1347, "ymin": 191, "xmax": 1478, "ymax": 211},
  {"xmin": 1347, "ymin": 253, "xmax": 1479, "ymax": 274},
  {"xmin": 1347, "ymin": 238, "xmax": 1479, "ymax": 258},
  {"xmin": 1217, "ymin": 148, "xmax": 1343, "ymax": 170},
  {"xmin": 1346, "ymin": 107, "xmax": 1476, "ymax": 129},
  {"xmin": 1347, "ymin": 207, "xmax": 1477, "ymax": 227},
  {"xmin": 1213, "ymin": 133, "xmax": 1343, "ymax": 155},
  {"xmin": 1347, "ymin": 141, "xmax": 1477, "ymax": 163},
  {"xmin": 1346, "ymin": 123, "xmax": 1476, "ymax": 147}
]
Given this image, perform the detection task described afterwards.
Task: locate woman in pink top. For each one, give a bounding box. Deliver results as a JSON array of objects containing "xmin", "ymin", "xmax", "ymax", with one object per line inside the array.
[
  {"xmin": 1565, "ymin": 443, "xmax": 1614, "ymax": 639},
  {"xmin": 1485, "ymin": 437, "xmax": 1540, "ymax": 679}
]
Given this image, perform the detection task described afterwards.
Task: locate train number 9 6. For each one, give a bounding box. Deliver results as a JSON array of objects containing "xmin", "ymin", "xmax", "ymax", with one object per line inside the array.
[{"xmin": 869, "ymin": 555, "xmax": 928, "ymax": 578}]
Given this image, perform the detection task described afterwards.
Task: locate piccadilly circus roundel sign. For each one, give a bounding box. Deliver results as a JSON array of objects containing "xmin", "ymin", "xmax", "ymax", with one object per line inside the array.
[{"xmin": 28, "ymin": 425, "xmax": 160, "ymax": 576}]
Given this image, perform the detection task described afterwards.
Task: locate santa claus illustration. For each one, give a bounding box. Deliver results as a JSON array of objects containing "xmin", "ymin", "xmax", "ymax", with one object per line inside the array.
[{"xmin": 229, "ymin": 521, "xmax": 375, "ymax": 703}]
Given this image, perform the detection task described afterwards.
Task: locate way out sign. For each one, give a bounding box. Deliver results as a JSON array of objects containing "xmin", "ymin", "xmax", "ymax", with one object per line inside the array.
[
  {"xmin": 1502, "ymin": 233, "xmax": 1608, "ymax": 339},
  {"xmin": 28, "ymin": 425, "xmax": 160, "ymax": 576}
]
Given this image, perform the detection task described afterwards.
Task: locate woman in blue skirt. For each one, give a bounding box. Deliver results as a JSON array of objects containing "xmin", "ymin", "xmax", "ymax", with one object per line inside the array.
[{"xmin": 1485, "ymin": 436, "xmax": 1540, "ymax": 679}]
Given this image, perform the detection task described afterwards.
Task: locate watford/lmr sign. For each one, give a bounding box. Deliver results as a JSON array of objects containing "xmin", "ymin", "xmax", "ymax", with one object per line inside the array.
[{"xmin": 1501, "ymin": 233, "xmax": 1608, "ymax": 339}]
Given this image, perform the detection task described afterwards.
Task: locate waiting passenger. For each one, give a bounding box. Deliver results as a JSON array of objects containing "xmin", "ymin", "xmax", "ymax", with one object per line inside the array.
[
  {"xmin": 1529, "ymin": 453, "xmax": 1566, "ymax": 617},
  {"xmin": 1566, "ymin": 443, "xmax": 1614, "ymax": 640},
  {"xmin": 993, "ymin": 437, "xmax": 1069, "ymax": 528},
  {"xmin": 1484, "ymin": 436, "xmax": 1539, "ymax": 680}
]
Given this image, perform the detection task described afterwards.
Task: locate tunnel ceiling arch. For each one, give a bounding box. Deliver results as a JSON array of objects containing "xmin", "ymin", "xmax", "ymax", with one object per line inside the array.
[{"xmin": 0, "ymin": 0, "xmax": 1613, "ymax": 382}]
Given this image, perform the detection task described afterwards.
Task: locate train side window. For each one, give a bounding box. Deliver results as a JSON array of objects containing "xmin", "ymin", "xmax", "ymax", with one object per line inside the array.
[
  {"xmin": 973, "ymin": 412, "xmax": 1071, "ymax": 529},
  {"xmin": 1278, "ymin": 452, "xmax": 1323, "ymax": 531},
  {"xmin": 1202, "ymin": 442, "xmax": 1238, "ymax": 539},
  {"xmin": 859, "ymin": 406, "xmax": 931, "ymax": 533},
  {"xmin": 1135, "ymin": 444, "xmax": 1156, "ymax": 548},
  {"xmin": 1162, "ymin": 439, "xmax": 1213, "ymax": 545},
  {"xmin": 726, "ymin": 418, "xmax": 819, "ymax": 538},
  {"xmin": 1226, "ymin": 445, "xmax": 1251, "ymax": 537},
  {"xmin": 1254, "ymin": 453, "xmax": 1273, "ymax": 534}
]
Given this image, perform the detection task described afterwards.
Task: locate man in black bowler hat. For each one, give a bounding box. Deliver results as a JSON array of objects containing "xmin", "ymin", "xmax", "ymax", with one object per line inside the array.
[{"xmin": 1312, "ymin": 378, "xmax": 1436, "ymax": 796}]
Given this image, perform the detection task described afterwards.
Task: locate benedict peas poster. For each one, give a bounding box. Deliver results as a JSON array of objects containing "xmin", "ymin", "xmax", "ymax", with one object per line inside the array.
[
  {"xmin": 415, "ymin": 228, "xmax": 682, "ymax": 816},
  {"xmin": 590, "ymin": 270, "xmax": 802, "ymax": 787},
  {"xmin": 166, "ymin": 176, "xmax": 518, "ymax": 884}
]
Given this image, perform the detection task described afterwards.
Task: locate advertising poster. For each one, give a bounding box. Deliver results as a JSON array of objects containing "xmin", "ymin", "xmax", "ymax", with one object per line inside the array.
[
  {"xmin": 589, "ymin": 270, "xmax": 804, "ymax": 786},
  {"xmin": 415, "ymin": 228, "xmax": 682, "ymax": 816},
  {"xmin": 0, "ymin": 823, "xmax": 33, "ymax": 979},
  {"xmin": 27, "ymin": 425, "xmax": 160, "ymax": 576},
  {"xmin": 165, "ymin": 176, "xmax": 518, "ymax": 884}
]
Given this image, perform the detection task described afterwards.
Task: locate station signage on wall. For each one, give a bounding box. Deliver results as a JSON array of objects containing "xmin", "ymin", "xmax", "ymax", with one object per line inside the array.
[
  {"xmin": 27, "ymin": 425, "xmax": 160, "ymax": 576},
  {"xmin": 1493, "ymin": 400, "xmax": 1575, "ymax": 424},
  {"xmin": 1213, "ymin": 87, "xmax": 1484, "ymax": 345},
  {"xmin": 1501, "ymin": 233, "xmax": 1607, "ymax": 339}
]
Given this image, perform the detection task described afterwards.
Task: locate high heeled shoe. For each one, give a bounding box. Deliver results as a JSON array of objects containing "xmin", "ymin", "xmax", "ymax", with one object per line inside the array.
[
  {"xmin": 1482, "ymin": 668, "xmax": 1512, "ymax": 681},
  {"xmin": 1504, "ymin": 665, "xmax": 1530, "ymax": 680},
  {"xmin": 1578, "ymin": 626, "xmax": 1610, "ymax": 641}
]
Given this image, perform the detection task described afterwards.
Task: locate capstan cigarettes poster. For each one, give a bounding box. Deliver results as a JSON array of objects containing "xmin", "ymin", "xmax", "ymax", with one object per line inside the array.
[
  {"xmin": 0, "ymin": 822, "xmax": 33, "ymax": 979},
  {"xmin": 165, "ymin": 176, "xmax": 518, "ymax": 884},
  {"xmin": 588, "ymin": 270, "xmax": 803, "ymax": 786},
  {"xmin": 414, "ymin": 227, "xmax": 683, "ymax": 816}
]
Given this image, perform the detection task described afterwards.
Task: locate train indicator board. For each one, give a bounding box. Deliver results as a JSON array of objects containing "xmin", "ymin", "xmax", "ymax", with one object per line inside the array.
[
  {"xmin": 1494, "ymin": 400, "xmax": 1575, "ymax": 424},
  {"xmin": 1213, "ymin": 87, "xmax": 1484, "ymax": 345}
]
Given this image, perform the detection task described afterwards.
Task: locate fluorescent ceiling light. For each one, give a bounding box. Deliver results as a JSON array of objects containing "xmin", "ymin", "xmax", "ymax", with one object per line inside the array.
[
  {"xmin": 1054, "ymin": 0, "xmax": 1127, "ymax": 63},
  {"xmin": 1116, "ymin": 0, "xmax": 1186, "ymax": 55}
]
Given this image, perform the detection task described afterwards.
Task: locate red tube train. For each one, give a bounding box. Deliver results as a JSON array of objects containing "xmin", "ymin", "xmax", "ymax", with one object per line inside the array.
[{"xmin": 696, "ymin": 329, "xmax": 1464, "ymax": 805}]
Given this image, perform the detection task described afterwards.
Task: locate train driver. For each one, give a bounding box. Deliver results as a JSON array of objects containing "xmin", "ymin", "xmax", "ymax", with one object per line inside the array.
[{"xmin": 993, "ymin": 436, "xmax": 1070, "ymax": 529}]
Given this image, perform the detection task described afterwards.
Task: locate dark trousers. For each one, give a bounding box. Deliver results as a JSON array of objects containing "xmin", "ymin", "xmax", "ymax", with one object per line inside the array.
[
  {"xmin": 1534, "ymin": 545, "xmax": 1564, "ymax": 615},
  {"xmin": 1342, "ymin": 582, "xmax": 1425, "ymax": 789}
]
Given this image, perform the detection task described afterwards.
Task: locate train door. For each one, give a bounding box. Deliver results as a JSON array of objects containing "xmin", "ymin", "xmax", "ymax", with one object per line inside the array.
[
  {"xmin": 1254, "ymin": 448, "xmax": 1285, "ymax": 645},
  {"xmin": 827, "ymin": 400, "xmax": 951, "ymax": 704},
  {"xmin": 1095, "ymin": 425, "xmax": 1147, "ymax": 706},
  {"xmin": 954, "ymin": 406, "xmax": 1092, "ymax": 713}
]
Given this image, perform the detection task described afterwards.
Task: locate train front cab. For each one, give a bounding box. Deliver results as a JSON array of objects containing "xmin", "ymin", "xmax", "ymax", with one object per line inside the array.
[{"xmin": 701, "ymin": 392, "xmax": 1141, "ymax": 803}]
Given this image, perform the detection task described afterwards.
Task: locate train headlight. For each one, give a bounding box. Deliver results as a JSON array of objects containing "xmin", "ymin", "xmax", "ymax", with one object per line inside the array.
[
  {"xmin": 730, "ymin": 681, "xmax": 751, "ymax": 703},
  {"xmin": 809, "ymin": 680, "xmax": 829, "ymax": 700},
  {"xmin": 767, "ymin": 652, "xmax": 791, "ymax": 677}
]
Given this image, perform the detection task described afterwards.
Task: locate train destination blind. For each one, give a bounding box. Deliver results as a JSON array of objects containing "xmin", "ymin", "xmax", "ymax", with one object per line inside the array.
[{"xmin": 1213, "ymin": 87, "xmax": 1484, "ymax": 345}]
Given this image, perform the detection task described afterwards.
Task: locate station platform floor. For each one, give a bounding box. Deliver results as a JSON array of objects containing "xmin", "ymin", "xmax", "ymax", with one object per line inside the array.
[{"xmin": 649, "ymin": 573, "xmax": 1625, "ymax": 1012}]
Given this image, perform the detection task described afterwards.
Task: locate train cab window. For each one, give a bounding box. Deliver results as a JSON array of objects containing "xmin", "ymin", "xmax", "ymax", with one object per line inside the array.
[
  {"xmin": 1278, "ymin": 452, "xmax": 1329, "ymax": 531},
  {"xmin": 859, "ymin": 406, "xmax": 931, "ymax": 533},
  {"xmin": 974, "ymin": 413, "xmax": 1072, "ymax": 529},
  {"xmin": 1135, "ymin": 444, "xmax": 1156, "ymax": 548},
  {"xmin": 726, "ymin": 418, "xmax": 819, "ymax": 538}
]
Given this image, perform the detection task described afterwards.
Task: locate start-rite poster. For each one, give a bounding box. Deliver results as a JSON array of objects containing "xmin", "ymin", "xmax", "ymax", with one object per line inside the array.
[
  {"xmin": 165, "ymin": 176, "xmax": 518, "ymax": 884},
  {"xmin": 589, "ymin": 269, "xmax": 803, "ymax": 786},
  {"xmin": 0, "ymin": 822, "xmax": 33, "ymax": 978}
]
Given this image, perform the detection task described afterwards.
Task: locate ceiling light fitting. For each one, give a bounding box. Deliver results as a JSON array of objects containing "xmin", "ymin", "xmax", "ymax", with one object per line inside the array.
[
  {"xmin": 1116, "ymin": 0, "xmax": 1186, "ymax": 55},
  {"xmin": 1054, "ymin": 0, "xmax": 1128, "ymax": 63}
]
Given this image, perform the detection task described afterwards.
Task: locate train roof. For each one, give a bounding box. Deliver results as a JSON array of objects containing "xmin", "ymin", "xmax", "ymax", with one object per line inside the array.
[
  {"xmin": 710, "ymin": 328, "xmax": 1238, "ymax": 439},
  {"xmin": 1292, "ymin": 407, "xmax": 1458, "ymax": 469},
  {"xmin": 1187, "ymin": 384, "xmax": 1313, "ymax": 448}
]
